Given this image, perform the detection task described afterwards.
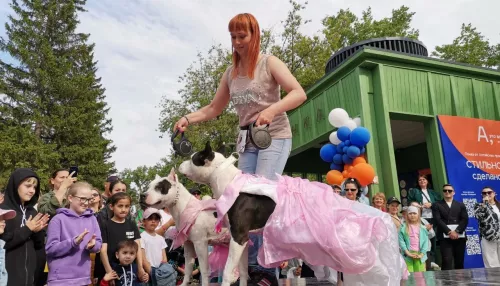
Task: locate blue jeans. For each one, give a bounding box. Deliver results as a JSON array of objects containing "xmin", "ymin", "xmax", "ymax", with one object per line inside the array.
[{"xmin": 238, "ymin": 138, "xmax": 292, "ymax": 180}]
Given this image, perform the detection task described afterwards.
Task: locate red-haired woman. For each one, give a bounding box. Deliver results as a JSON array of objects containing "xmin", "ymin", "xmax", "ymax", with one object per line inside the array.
[
  {"xmin": 174, "ymin": 13, "xmax": 306, "ymax": 181},
  {"xmin": 174, "ymin": 13, "xmax": 306, "ymax": 286}
]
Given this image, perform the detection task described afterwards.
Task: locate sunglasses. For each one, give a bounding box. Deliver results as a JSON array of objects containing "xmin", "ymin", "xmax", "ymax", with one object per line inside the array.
[
  {"xmin": 345, "ymin": 188, "xmax": 358, "ymax": 192},
  {"xmin": 482, "ymin": 191, "xmax": 493, "ymax": 196},
  {"xmin": 443, "ymin": 189, "xmax": 454, "ymax": 193}
]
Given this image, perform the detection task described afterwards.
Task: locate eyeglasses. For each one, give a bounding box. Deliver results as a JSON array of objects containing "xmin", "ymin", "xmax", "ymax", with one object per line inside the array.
[
  {"xmin": 482, "ymin": 191, "xmax": 493, "ymax": 196},
  {"xmin": 345, "ymin": 189, "xmax": 358, "ymax": 192},
  {"xmin": 73, "ymin": 196, "xmax": 94, "ymax": 204},
  {"xmin": 443, "ymin": 189, "xmax": 454, "ymax": 193}
]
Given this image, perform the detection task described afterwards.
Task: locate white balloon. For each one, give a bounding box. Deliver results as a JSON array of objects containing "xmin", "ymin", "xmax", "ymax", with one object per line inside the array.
[
  {"xmin": 344, "ymin": 120, "xmax": 357, "ymax": 130},
  {"xmin": 328, "ymin": 108, "xmax": 350, "ymax": 128},
  {"xmin": 329, "ymin": 131, "xmax": 341, "ymax": 145},
  {"xmin": 353, "ymin": 117, "xmax": 362, "ymax": 127}
]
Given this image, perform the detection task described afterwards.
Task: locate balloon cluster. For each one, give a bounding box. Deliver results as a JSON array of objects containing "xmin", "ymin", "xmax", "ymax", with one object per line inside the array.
[{"xmin": 319, "ymin": 108, "xmax": 375, "ymax": 187}]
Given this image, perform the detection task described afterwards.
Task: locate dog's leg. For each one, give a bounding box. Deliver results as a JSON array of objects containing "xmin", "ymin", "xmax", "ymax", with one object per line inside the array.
[
  {"xmin": 237, "ymin": 243, "xmax": 249, "ymax": 286},
  {"xmin": 221, "ymin": 237, "xmax": 247, "ymax": 286},
  {"xmin": 181, "ymin": 241, "xmax": 195, "ymax": 286},
  {"xmin": 193, "ymin": 241, "xmax": 210, "ymax": 286}
]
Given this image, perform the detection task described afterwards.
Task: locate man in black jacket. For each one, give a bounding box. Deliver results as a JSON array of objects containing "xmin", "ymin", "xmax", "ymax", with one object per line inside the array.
[{"xmin": 432, "ymin": 184, "xmax": 469, "ymax": 270}]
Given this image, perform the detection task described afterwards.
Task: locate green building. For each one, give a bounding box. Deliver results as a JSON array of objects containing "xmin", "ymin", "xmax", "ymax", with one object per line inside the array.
[{"xmin": 284, "ymin": 37, "xmax": 500, "ymax": 204}]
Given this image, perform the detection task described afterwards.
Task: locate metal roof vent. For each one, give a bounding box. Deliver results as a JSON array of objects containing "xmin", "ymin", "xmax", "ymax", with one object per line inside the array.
[{"xmin": 325, "ymin": 37, "xmax": 428, "ymax": 74}]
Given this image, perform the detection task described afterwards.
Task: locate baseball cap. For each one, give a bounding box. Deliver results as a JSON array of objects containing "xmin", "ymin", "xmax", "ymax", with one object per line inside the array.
[
  {"xmin": 143, "ymin": 208, "xmax": 161, "ymax": 220},
  {"xmin": 190, "ymin": 188, "xmax": 201, "ymax": 195},
  {"xmin": 106, "ymin": 175, "xmax": 119, "ymax": 183},
  {"xmin": 0, "ymin": 208, "xmax": 16, "ymax": 220},
  {"xmin": 387, "ymin": 196, "xmax": 401, "ymax": 205}
]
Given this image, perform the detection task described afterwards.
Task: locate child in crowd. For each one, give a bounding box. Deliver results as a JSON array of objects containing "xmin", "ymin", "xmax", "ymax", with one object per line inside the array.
[
  {"xmin": 100, "ymin": 240, "xmax": 142, "ymax": 286},
  {"xmin": 99, "ymin": 192, "xmax": 148, "ymax": 284},
  {"xmin": 140, "ymin": 208, "xmax": 168, "ymax": 284},
  {"xmin": 398, "ymin": 206, "xmax": 429, "ymax": 273},
  {"xmin": 45, "ymin": 182, "xmax": 102, "ymax": 286},
  {"xmin": 0, "ymin": 206, "xmax": 16, "ymax": 285},
  {"xmin": 0, "ymin": 168, "xmax": 50, "ymax": 286}
]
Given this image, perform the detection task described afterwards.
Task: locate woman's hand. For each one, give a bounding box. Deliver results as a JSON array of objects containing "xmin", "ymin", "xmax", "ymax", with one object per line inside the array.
[
  {"xmin": 426, "ymin": 224, "xmax": 433, "ymax": 231},
  {"xmin": 138, "ymin": 267, "xmax": 149, "ymax": 282},
  {"xmin": 103, "ymin": 271, "xmax": 118, "ymax": 282},
  {"xmin": 173, "ymin": 116, "xmax": 189, "ymax": 133},
  {"xmin": 423, "ymin": 202, "xmax": 432, "ymax": 209},
  {"xmin": 255, "ymin": 108, "xmax": 275, "ymax": 127}
]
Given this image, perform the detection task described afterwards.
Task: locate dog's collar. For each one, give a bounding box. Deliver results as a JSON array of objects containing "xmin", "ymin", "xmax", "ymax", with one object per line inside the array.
[{"xmin": 208, "ymin": 153, "xmax": 239, "ymax": 189}]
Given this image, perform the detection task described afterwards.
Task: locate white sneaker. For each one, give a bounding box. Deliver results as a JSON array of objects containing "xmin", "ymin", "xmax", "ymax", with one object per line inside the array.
[{"xmin": 431, "ymin": 262, "xmax": 441, "ymax": 270}]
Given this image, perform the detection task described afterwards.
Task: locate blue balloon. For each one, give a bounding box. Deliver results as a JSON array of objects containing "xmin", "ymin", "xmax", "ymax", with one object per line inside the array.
[
  {"xmin": 330, "ymin": 163, "xmax": 343, "ymax": 171},
  {"xmin": 347, "ymin": 145, "xmax": 361, "ymax": 158},
  {"xmin": 333, "ymin": 154, "xmax": 343, "ymax": 165},
  {"xmin": 320, "ymin": 144, "xmax": 336, "ymax": 162},
  {"xmin": 342, "ymin": 154, "xmax": 354, "ymax": 164},
  {"xmin": 344, "ymin": 140, "xmax": 351, "ymax": 146},
  {"xmin": 350, "ymin": 127, "xmax": 371, "ymax": 147},
  {"xmin": 336, "ymin": 142, "xmax": 345, "ymax": 153},
  {"xmin": 360, "ymin": 147, "xmax": 366, "ymax": 154},
  {"xmin": 337, "ymin": 126, "xmax": 351, "ymax": 142},
  {"xmin": 343, "ymin": 146, "xmax": 348, "ymax": 153}
]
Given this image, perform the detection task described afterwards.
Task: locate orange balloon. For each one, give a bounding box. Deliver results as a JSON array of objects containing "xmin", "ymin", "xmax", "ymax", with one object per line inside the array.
[
  {"xmin": 343, "ymin": 164, "xmax": 352, "ymax": 171},
  {"xmin": 350, "ymin": 163, "xmax": 375, "ymax": 186},
  {"xmin": 347, "ymin": 166, "xmax": 354, "ymax": 172},
  {"xmin": 353, "ymin": 157, "xmax": 367, "ymax": 166},
  {"xmin": 342, "ymin": 170, "xmax": 349, "ymax": 178},
  {"xmin": 326, "ymin": 170, "xmax": 344, "ymax": 185}
]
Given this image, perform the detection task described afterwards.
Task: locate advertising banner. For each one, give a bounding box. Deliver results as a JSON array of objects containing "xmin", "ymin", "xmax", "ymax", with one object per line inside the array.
[{"xmin": 438, "ymin": 115, "xmax": 500, "ymax": 269}]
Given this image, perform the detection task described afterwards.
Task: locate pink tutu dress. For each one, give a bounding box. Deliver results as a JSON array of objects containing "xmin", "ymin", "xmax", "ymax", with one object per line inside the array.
[{"xmin": 215, "ymin": 172, "xmax": 407, "ymax": 286}]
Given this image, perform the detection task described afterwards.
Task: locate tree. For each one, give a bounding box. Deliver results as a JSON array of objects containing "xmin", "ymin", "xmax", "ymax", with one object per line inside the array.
[
  {"xmin": 432, "ymin": 23, "xmax": 500, "ymax": 68},
  {"xmin": 0, "ymin": 0, "xmax": 115, "ymax": 190},
  {"xmin": 158, "ymin": 45, "xmax": 238, "ymax": 157}
]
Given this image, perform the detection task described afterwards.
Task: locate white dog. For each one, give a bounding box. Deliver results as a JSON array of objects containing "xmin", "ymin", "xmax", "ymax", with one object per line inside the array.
[
  {"xmin": 143, "ymin": 169, "xmax": 235, "ymax": 286},
  {"xmin": 179, "ymin": 142, "xmax": 407, "ymax": 286}
]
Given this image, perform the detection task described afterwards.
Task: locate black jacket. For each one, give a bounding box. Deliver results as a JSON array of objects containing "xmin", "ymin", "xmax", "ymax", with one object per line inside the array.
[
  {"xmin": 432, "ymin": 199, "xmax": 469, "ymax": 240},
  {"xmin": 0, "ymin": 168, "xmax": 45, "ymax": 286}
]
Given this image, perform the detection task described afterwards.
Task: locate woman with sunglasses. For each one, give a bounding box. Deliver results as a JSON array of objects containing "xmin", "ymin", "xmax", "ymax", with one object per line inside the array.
[
  {"xmin": 342, "ymin": 178, "xmax": 363, "ymax": 202},
  {"xmin": 474, "ymin": 187, "xmax": 500, "ymax": 268}
]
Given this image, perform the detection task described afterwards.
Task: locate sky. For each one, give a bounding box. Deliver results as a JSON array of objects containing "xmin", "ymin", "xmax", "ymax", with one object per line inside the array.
[{"xmin": 0, "ymin": 0, "xmax": 499, "ymax": 172}]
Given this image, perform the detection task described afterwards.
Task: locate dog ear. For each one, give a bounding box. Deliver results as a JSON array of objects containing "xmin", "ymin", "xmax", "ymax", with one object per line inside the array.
[
  {"xmin": 200, "ymin": 141, "xmax": 215, "ymax": 161},
  {"xmin": 192, "ymin": 141, "xmax": 215, "ymax": 166},
  {"xmin": 167, "ymin": 168, "xmax": 178, "ymax": 183}
]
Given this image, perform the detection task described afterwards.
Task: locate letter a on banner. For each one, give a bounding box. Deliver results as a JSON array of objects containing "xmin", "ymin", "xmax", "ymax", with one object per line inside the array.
[{"xmin": 438, "ymin": 115, "xmax": 500, "ymax": 269}]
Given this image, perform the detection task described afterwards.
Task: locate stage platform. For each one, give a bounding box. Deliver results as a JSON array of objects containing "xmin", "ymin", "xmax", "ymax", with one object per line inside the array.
[{"xmin": 206, "ymin": 268, "xmax": 500, "ymax": 285}]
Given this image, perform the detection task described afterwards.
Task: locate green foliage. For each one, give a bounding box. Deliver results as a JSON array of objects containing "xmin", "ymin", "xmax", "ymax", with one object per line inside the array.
[
  {"xmin": 0, "ymin": 0, "xmax": 115, "ymax": 191},
  {"xmin": 158, "ymin": 44, "xmax": 238, "ymax": 156},
  {"xmin": 432, "ymin": 23, "xmax": 500, "ymax": 68}
]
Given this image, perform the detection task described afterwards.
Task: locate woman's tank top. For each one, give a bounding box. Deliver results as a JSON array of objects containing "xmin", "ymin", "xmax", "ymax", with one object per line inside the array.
[{"xmin": 227, "ymin": 54, "xmax": 292, "ymax": 139}]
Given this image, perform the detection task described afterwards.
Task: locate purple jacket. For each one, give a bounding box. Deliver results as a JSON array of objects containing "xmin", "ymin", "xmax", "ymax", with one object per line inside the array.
[{"xmin": 46, "ymin": 208, "xmax": 102, "ymax": 286}]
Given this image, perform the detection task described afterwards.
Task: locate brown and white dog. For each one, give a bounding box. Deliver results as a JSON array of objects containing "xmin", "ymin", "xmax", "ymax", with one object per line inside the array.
[{"xmin": 142, "ymin": 169, "xmax": 234, "ymax": 286}]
